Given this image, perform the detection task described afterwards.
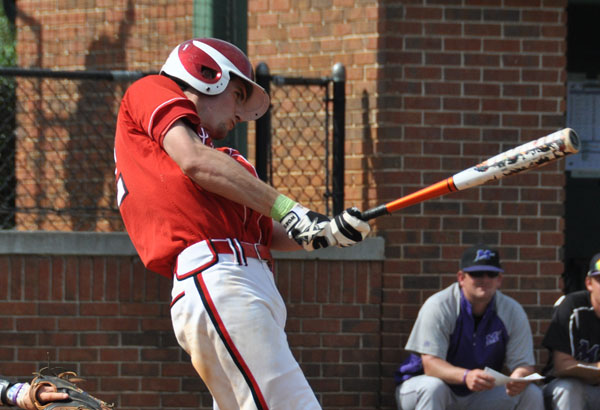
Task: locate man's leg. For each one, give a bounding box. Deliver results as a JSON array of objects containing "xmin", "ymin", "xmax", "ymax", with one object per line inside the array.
[
  {"xmin": 171, "ymin": 257, "xmax": 321, "ymax": 410},
  {"xmin": 396, "ymin": 375, "xmax": 454, "ymax": 410},
  {"xmin": 583, "ymin": 382, "xmax": 600, "ymax": 410},
  {"xmin": 514, "ymin": 383, "xmax": 544, "ymax": 410},
  {"xmin": 459, "ymin": 385, "xmax": 521, "ymax": 410},
  {"xmin": 543, "ymin": 378, "xmax": 585, "ymax": 410}
]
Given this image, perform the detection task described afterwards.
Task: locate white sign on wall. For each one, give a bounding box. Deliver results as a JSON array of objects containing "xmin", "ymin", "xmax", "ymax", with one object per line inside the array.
[{"xmin": 567, "ymin": 81, "xmax": 600, "ymax": 178}]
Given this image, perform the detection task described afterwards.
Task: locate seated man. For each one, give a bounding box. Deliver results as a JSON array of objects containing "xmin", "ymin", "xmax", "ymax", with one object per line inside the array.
[
  {"xmin": 394, "ymin": 244, "xmax": 543, "ymax": 410},
  {"xmin": 542, "ymin": 252, "xmax": 600, "ymax": 410}
]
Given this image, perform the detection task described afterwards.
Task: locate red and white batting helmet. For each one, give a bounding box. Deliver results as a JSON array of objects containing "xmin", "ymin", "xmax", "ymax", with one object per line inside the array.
[{"xmin": 160, "ymin": 38, "xmax": 270, "ymax": 121}]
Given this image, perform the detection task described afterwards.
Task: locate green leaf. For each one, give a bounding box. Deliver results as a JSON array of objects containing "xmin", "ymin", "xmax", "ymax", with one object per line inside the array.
[{"xmin": 0, "ymin": 5, "xmax": 15, "ymax": 67}]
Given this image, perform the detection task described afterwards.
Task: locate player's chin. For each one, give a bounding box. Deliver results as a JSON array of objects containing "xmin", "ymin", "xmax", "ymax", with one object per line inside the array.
[
  {"xmin": 212, "ymin": 126, "xmax": 231, "ymax": 140},
  {"xmin": 474, "ymin": 288, "xmax": 493, "ymax": 299}
]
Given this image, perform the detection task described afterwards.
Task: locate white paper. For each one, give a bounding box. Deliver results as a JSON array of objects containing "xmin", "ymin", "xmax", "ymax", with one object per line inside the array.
[{"xmin": 483, "ymin": 367, "xmax": 545, "ymax": 386}]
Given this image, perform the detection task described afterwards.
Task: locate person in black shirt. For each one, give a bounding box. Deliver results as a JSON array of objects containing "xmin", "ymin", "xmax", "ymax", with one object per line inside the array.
[{"xmin": 542, "ymin": 252, "xmax": 600, "ymax": 409}]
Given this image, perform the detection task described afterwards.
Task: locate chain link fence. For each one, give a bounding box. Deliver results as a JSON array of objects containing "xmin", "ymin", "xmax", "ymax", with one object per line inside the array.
[
  {"xmin": 255, "ymin": 63, "xmax": 345, "ymax": 217},
  {"xmin": 0, "ymin": 68, "xmax": 144, "ymax": 231},
  {"xmin": 0, "ymin": 65, "xmax": 344, "ymax": 231}
]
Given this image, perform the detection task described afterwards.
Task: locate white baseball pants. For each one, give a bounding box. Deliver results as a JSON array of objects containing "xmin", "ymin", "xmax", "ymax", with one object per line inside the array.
[
  {"xmin": 396, "ymin": 374, "xmax": 544, "ymax": 410},
  {"xmin": 170, "ymin": 240, "xmax": 321, "ymax": 410}
]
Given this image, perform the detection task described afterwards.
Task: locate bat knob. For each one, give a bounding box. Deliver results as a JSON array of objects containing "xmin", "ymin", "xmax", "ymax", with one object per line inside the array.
[
  {"xmin": 346, "ymin": 207, "xmax": 363, "ymax": 219},
  {"xmin": 566, "ymin": 128, "xmax": 581, "ymax": 153}
]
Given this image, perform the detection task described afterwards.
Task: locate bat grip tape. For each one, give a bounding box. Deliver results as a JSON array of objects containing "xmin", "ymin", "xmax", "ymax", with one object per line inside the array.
[{"xmin": 360, "ymin": 205, "xmax": 389, "ymax": 221}]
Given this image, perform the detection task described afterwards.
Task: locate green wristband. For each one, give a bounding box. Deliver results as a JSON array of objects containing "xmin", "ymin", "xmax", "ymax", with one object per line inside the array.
[{"xmin": 270, "ymin": 194, "xmax": 297, "ymax": 221}]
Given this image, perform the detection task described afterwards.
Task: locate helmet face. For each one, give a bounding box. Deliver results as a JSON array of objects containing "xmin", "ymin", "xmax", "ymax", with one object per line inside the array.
[{"xmin": 161, "ymin": 38, "xmax": 270, "ymax": 121}]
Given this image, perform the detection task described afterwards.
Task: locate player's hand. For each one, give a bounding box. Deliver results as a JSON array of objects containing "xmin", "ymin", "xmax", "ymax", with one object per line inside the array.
[
  {"xmin": 281, "ymin": 204, "xmax": 330, "ymax": 251},
  {"xmin": 505, "ymin": 367, "xmax": 534, "ymax": 396},
  {"xmin": 464, "ymin": 368, "xmax": 495, "ymax": 392},
  {"xmin": 19, "ymin": 383, "xmax": 69, "ymax": 410},
  {"xmin": 327, "ymin": 207, "xmax": 370, "ymax": 247}
]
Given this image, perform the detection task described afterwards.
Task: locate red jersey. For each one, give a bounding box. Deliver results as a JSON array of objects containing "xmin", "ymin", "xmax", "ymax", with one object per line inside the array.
[{"xmin": 114, "ymin": 75, "xmax": 273, "ymax": 277}]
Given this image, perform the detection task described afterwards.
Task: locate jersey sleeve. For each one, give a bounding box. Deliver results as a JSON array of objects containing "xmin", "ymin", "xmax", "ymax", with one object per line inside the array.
[
  {"xmin": 542, "ymin": 296, "xmax": 575, "ymax": 355},
  {"xmin": 404, "ymin": 285, "xmax": 457, "ymax": 359},
  {"xmin": 497, "ymin": 294, "xmax": 536, "ymax": 370},
  {"xmin": 121, "ymin": 75, "xmax": 200, "ymax": 147}
]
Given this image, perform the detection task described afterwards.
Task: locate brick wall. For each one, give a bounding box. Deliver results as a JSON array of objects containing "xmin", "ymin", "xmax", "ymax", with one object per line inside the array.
[
  {"xmin": 373, "ymin": 6, "xmax": 568, "ymax": 405},
  {"xmin": 249, "ymin": 0, "xmax": 380, "ymax": 212},
  {"xmin": 15, "ymin": 0, "xmax": 192, "ymax": 71},
  {"xmin": 4, "ymin": 0, "xmax": 571, "ymax": 409},
  {"xmin": 0, "ymin": 254, "xmax": 210, "ymax": 409},
  {"xmin": 13, "ymin": 0, "xmax": 193, "ymax": 230},
  {"xmin": 0, "ymin": 252, "xmax": 383, "ymax": 409},
  {"xmin": 249, "ymin": 1, "xmax": 568, "ymax": 408}
]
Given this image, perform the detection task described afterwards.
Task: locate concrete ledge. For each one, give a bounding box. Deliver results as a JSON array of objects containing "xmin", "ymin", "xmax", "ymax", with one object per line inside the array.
[
  {"xmin": 0, "ymin": 231, "xmax": 385, "ymax": 261},
  {"xmin": 0, "ymin": 231, "xmax": 138, "ymax": 256},
  {"xmin": 271, "ymin": 237, "xmax": 385, "ymax": 260}
]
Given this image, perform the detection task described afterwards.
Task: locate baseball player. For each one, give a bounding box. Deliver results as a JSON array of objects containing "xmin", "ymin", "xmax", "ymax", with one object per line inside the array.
[
  {"xmin": 114, "ymin": 38, "xmax": 371, "ymax": 409},
  {"xmin": 541, "ymin": 252, "xmax": 600, "ymax": 409},
  {"xmin": 0, "ymin": 377, "xmax": 68, "ymax": 408}
]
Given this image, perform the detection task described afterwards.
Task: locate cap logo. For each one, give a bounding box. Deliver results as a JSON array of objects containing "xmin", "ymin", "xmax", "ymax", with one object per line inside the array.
[
  {"xmin": 595, "ymin": 260, "xmax": 600, "ymax": 272},
  {"xmin": 474, "ymin": 249, "xmax": 495, "ymax": 262}
]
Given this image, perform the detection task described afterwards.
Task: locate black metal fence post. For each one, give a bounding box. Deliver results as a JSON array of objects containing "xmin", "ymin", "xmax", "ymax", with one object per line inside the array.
[
  {"xmin": 332, "ymin": 63, "xmax": 345, "ymax": 215},
  {"xmin": 255, "ymin": 62, "xmax": 271, "ymax": 182}
]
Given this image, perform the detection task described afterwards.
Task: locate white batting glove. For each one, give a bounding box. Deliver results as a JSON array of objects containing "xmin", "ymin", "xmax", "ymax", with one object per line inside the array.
[
  {"xmin": 281, "ymin": 204, "xmax": 331, "ymax": 251},
  {"xmin": 326, "ymin": 207, "xmax": 371, "ymax": 247}
]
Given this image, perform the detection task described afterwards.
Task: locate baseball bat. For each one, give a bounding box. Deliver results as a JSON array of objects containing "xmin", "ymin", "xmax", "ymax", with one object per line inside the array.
[{"xmin": 360, "ymin": 128, "xmax": 580, "ymax": 221}]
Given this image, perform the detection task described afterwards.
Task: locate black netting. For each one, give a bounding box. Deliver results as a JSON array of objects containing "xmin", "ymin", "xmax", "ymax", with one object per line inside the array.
[
  {"xmin": 0, "ymin": 70, "xmax": 137, "ymax": 231},
  {"xmin": 268, "ymin": 82, "xmax": 332, "ymax": 215},
  {"xmin": 0, "ymin": 67, "xmax": 340, "ymax": 231}
]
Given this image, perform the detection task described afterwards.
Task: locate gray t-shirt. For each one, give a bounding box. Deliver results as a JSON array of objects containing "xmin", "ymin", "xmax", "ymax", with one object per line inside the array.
[{"xmin": 405, "ymin": 282, "xmax": 535, "ymax": 372}]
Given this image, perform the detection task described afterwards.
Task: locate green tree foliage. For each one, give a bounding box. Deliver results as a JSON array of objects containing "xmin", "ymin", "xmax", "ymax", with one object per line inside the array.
[
  {"xmin": 0, "ymin": 3, "xmax": 16, "ymax": 229},
  {"xmin": 0, "ymin": 4, "xmax": 14, "ymax": 67}
]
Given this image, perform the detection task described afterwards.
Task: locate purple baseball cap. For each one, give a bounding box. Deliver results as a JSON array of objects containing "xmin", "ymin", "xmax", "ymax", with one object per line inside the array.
[{"xmin": 460, "ymin": 244, "xmax": 504, "ymax": 273}]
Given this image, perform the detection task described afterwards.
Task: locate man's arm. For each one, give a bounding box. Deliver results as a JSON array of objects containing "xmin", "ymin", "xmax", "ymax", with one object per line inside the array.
[
  {"xmin": 552, "ymin": 349, "xmax": 600, "ymax": 384},
  {"xmin": 162, "ymin": 120, "xmax": 370, "ymax": 249},
  {"xmin": 499, "ymin": 299, "xmax": 539, "ymax": 396},
  {"xmin": 552, "ymin": 349, "xmax": 583, "ymax": 373},
  {"xmin": 421, "ymin": 354, "xmax": 495, "ymax": 392},
  {"xmin": 163, "ymin": 120, "xmax": 280, "ymax": 217}
]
